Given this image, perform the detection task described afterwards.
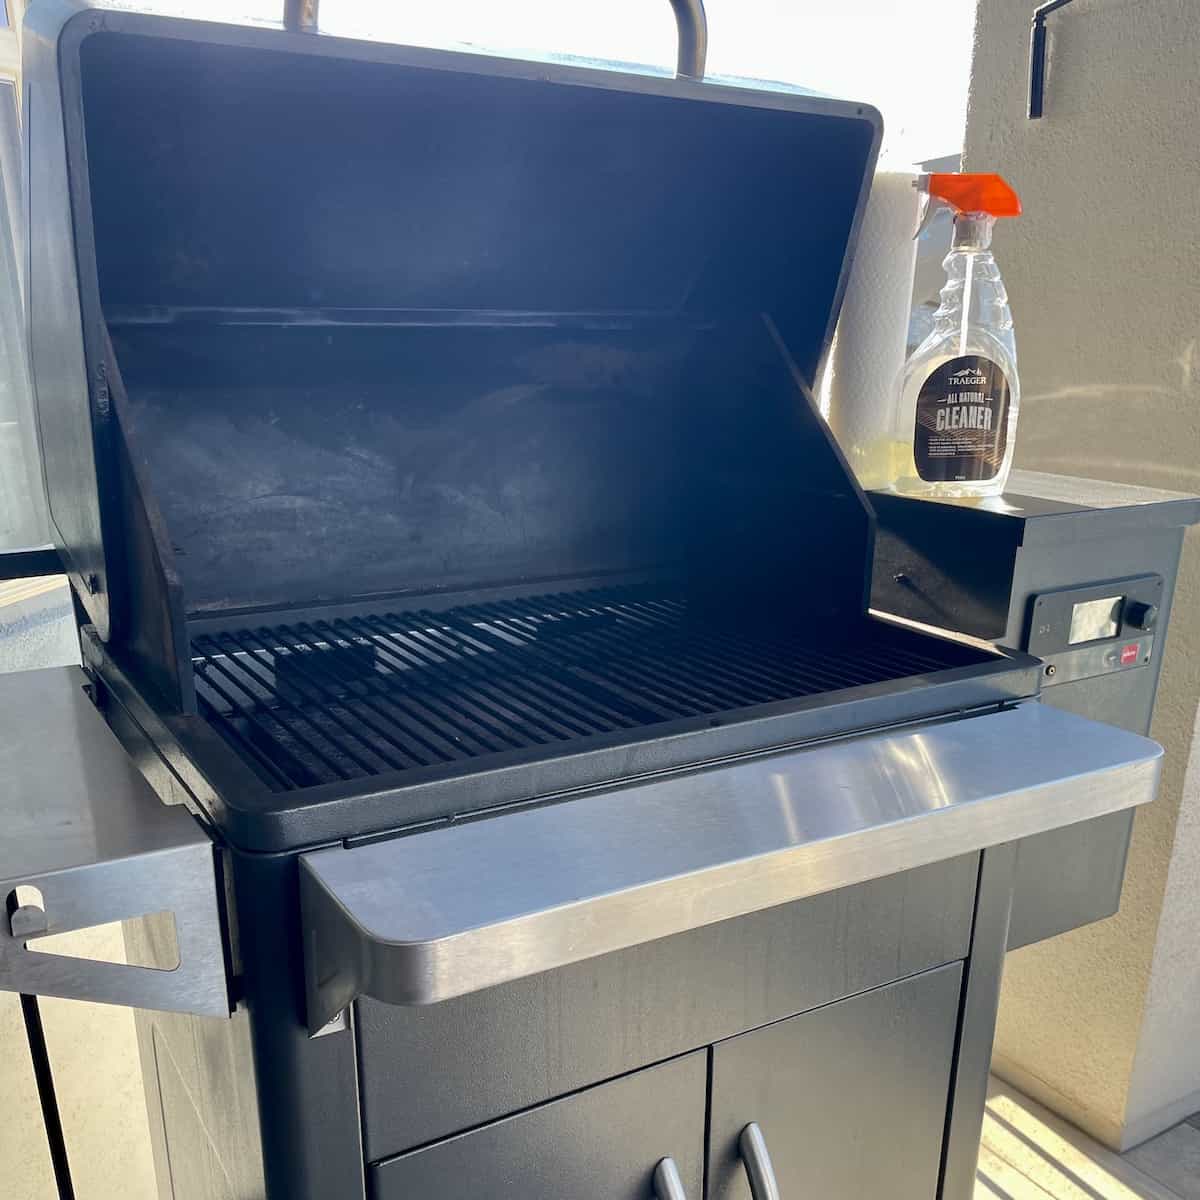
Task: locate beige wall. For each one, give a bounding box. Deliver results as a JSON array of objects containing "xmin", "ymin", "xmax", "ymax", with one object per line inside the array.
[{"xmin": 964, "ymin": 0, "xmax": 1200, "ymax": 1150}]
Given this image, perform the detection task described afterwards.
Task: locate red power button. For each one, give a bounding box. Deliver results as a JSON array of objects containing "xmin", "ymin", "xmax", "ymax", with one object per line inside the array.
[{"xmin": 1120, "ymin": 643, "xmax": 1140, "ymax": 666}]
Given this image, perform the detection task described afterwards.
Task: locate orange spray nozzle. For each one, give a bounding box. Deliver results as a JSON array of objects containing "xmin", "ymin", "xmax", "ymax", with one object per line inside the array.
[{"xmin": 923, "ymin": 173, "xmax": 1022, "ymax": 218}]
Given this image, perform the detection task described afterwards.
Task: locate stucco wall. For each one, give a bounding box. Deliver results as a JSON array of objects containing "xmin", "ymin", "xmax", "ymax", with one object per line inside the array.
[{"xmin": 964, "ymin": 0, "xmax": 1200, "ymax": 1150}]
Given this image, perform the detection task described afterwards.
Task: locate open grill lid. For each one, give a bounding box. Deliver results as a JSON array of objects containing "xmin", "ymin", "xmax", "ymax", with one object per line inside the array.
[{"xmin": 27, "ymin": 3, "xmax": 881, "ymax": 712}]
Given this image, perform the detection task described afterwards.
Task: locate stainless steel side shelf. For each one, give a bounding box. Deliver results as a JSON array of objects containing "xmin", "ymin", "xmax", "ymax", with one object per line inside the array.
[
  {"xmin": 300, "ymin": 702, "xmax": 1161, "ymax": 1029},
  {"xmin": 0, "ymin": 668, "xmax": 228, "ymax": 1017}
]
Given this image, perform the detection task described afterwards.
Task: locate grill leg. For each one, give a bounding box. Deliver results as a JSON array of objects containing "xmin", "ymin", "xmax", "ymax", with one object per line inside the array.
[{"xmin": 20, "ymin": 992, "xmax": 76, "ymax": 1200}]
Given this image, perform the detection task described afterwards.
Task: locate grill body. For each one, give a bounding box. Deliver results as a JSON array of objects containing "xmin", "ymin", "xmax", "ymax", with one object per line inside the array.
[{"xmin": 27, "ymin": 3, "xmax": 1040, "ymax": 853}]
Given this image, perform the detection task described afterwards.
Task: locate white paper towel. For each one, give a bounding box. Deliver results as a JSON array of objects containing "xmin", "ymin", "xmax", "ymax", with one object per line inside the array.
[{"xmin": 822, "ymin": 169, "xmax": 920, "ymax": 489}]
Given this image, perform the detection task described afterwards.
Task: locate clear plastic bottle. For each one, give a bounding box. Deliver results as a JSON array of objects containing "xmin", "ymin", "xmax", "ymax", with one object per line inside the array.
[{"xmin": 892, "ymin": 175, "xmax": 1021, "ymax": 498}]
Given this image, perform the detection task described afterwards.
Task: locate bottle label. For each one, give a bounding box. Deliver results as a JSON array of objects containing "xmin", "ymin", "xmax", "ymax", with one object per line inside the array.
[{"xmin": 914, "ymin": 354, "xmax": 1010, "ymax": 482}]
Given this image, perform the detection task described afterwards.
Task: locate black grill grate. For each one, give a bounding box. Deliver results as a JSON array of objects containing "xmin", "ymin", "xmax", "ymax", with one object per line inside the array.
[{"xmin": 192, "ymin": 586, "xmax": 979, "ymax": 792}]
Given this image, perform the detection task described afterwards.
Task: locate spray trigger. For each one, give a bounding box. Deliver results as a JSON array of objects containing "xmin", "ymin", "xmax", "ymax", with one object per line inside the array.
[
  {"xmin": 913, "ymin": 172, "xmax": 1020, "ymax": 240},
  {"xmin": 913, "ymin": 181, "xmax": 935, "ymax": 241}
]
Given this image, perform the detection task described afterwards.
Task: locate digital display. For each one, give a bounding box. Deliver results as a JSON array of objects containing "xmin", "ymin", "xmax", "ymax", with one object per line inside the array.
[{"xmin": 1068, "ymin": 596, "xmax": 1123, "ymax": 645}]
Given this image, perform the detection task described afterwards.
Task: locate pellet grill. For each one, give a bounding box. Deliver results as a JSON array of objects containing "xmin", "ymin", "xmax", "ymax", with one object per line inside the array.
[{"xmin": 2, "ymin": 3, "xmax": 1195, "ymax": 1198}]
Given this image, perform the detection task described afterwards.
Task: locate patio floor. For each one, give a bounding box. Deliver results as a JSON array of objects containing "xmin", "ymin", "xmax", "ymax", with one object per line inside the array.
[{"xmin": 979, "ymin": 1078, "xmax": 1200, "ymax": 1200}]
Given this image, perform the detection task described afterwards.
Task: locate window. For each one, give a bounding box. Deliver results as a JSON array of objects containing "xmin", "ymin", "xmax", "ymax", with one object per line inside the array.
[
  {"xmin": 313, "ymin": 0, "xmax": 979, "ymax": 164},
  {"xmin": 0, "ymin": 0, "xmax": 76, "ymax": 673}
]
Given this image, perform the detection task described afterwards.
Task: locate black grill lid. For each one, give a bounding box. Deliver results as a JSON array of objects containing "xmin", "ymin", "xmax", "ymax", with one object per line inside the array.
[{"xmin": 27, "ymin": 4, "xmax": 881, "ymax": 711}]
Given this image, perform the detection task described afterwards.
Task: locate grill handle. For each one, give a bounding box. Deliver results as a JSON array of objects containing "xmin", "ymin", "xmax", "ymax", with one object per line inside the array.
[
  {"xmin": 284, "ymin": 0, "xmax": 708, "ymax": 79},
  {"xmin": 739, "ymin": 1123, "xmax": 781, "ymax": 1200},
  {"xmin": 667, "ymin": 0, "xmax": 708, "ymax": 78}
]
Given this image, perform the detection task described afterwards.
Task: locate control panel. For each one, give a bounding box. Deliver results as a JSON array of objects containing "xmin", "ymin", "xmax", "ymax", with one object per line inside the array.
[{"xmin": 1025, "ymin": 574, "xmax": 1163, "ymax": 686}]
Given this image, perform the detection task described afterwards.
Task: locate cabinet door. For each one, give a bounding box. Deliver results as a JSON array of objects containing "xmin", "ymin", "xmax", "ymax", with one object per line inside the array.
[
  {"xmin": 371, "ymin": 1051, "xmax": 705, "ymax": 1200},
  {"xmin": 709, "ymin": 964, "xmax": 962, "ymax": 1200}
]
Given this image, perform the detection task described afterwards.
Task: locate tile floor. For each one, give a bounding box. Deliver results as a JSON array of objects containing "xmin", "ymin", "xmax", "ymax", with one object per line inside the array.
[{"xmin": 979, "ymin": 1078, "xmax": 1200, "ymax": 1200}]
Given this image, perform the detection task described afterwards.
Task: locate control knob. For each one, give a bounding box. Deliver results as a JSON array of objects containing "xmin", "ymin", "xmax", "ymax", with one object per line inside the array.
[{"xmin": 1124, "ymin": 601, "xmax": 1158, "ymax": 631}]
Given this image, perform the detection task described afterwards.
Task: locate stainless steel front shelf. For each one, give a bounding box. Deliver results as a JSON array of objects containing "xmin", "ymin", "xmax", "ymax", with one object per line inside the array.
[
  {"xmin": 300, "ymin": 702, "xmax": 1161, "ymax": 1028},
  {"xmin": 0, "ymin": 667, "xmax": 228, "ymax": 1017}
]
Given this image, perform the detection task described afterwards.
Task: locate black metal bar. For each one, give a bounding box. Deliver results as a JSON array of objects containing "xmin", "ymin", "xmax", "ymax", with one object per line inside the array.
[
  {"xmin": 316, "ymin": 618, "xmax": 495, "ymax": 756},
  {"xmin": 19, "ymin": 994, "xmax": 76, "ymax": 1200},
  {"xmin": 192, "ymin": 585, "xmax": 985, "ymax": 791},
  {"xmin": 197, "ymin": 643, "xmax": 376, "ymax": 777},
  {"xmin": 442, "ymin": 607, "xmax": 665, "ymax": 726},
  {"xmin": 239, "ymin": 628, "xmax": 440, "ymax": 767},
  {"xmin": 7, "ymin": 892, "xmax": 75, "ymax": 1199},
  {"xmin": 0, "ymin": 546, "xmax": 62, "ymax": 581},
  {"xmin": 580, "ymin": 593, "xmax": 842, "ymax": 700},
  {"xmin": 415, "ymin": 619, "xmax": 597, "ymax": 739},
  {"xmin": 501, "ymin": 596, "xmax": 739, "ymax": 708},
  {"xmin": 335, "ymin": 616, "xmax": 521, "ymax": 751},
  {"xmin": 195, "ymin": 691, "xmax": 300, "ymax": 790},
  {"xmin": 194, "ymin": 654, "xmax": 357, "ymax": 782},
  {"xmin": 332, "ymin": 617, "xmax": 511, "ymax": 753},
  {"xmin": 620, "ymin": 598, "xmax": 864, "ymax": 694},
  {"xmin": 543, "ymin": 594, "xmax": 777, "ymax": 708},
  {"xmin": 278, "ymin": 622, "xmax": 465, "ymax": 761},
  {"xmin": 631, "ymin": 597, "xmax": 882, "ymax": 693},
  {"xmin": 1029, "ymin": 0, "xmax": 1077, "ymax": 119},
  {"xmin": 215, "ymin": 632, "xmax": 417, "ymax": 772},
  {"xmin": 282, "ymin": 0, "xmax": 318, "ymax": 33},
  {"xmin": 381, "ymin": 618, "xmax": 562, "ymax": 745},
  {"xmin": 475, "ymin": 609, "xmax": 689, "ymax": 718},
  {"xmin": 428, "ymin": 616, "xmax": 629, "ymax": 734},
  {"xmin": 483, "ymin": 600, "xmax": 707, "ymax": 717}
]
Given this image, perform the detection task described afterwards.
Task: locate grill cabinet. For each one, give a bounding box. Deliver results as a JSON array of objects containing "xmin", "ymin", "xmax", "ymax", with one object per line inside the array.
[{"xmin": 1, "ymin": 4, "xmax": 1187, "ymax": 1200}]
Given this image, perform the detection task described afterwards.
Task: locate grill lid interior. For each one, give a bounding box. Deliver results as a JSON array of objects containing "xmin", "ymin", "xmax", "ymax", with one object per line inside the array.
[{"xmin": 34, "ymin": 11, "xmax": 882, "ymax": 711}]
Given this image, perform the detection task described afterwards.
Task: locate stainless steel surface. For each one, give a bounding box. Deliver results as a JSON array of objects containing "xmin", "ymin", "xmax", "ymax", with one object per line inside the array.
[
  {"xmin": 653, "ymin": 1157, "xmax": 688, "ymax": 1200},
  {"xmin": 1040, "ymin": 634, "xmax": 1154, "ymax": 687},
  {"xmin": 1007, "ymin": 470, "xmax": 1198, "ymax": 511},
  {"xmin": 0, "ymin": 667, "xmax": 228, "ymax": 1016},
  {"xmin": 300, "ymin": 702, "xmax": 1160, "ymax": 1026},
  {"xmin": 738, "ymin": 1124, "xmax": 780, "ymax": 1200}
]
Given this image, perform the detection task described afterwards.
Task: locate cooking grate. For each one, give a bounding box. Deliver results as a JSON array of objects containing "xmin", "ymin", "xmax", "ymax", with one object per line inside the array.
[{"xmin": 191, "ymin": 586, "xmax": 981, "ymax": 792}]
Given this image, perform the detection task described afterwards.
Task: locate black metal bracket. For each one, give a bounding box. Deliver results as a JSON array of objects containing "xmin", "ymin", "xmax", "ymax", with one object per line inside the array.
[
  {"xmin": 6, "ymin": 895, "xmax": 75, "ymax": 1200},
  {"xmin": 0, "ymin": 546, "xmax": 63, "ymax": 581},
  {"xmin": 1029, "ymin": 0, "xmax": 1078, "ymax": 119}
]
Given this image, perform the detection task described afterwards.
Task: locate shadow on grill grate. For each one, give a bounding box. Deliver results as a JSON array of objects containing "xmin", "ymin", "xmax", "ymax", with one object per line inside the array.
[{"xmin": 191, "ymin": 586, "xmax": 978, "ymax": 791}]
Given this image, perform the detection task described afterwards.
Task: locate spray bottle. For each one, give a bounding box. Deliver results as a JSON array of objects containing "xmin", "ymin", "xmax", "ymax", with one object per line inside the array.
[{"xmin": 892, "ymin": 173, "xmax": 1022, "ymax": 498}]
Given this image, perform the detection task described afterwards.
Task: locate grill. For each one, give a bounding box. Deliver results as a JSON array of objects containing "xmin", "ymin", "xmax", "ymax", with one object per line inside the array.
[
  {"xmin": 16, "ymin": 12, "xmax": 1179, "ymax": 1200},
  {"xmin": 191, "ymin": 586, "xmax": 979, "ymax": 791}
]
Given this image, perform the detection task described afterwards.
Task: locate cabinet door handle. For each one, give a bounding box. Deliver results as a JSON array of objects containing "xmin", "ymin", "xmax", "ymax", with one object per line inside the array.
[
  {"xmin": 739, "ymin": 1123, "xmax": 781, "ymax": 1200},
  {"xmin": 653, "ymin": 1156, "xmax": 688, "ymax": 1200}
]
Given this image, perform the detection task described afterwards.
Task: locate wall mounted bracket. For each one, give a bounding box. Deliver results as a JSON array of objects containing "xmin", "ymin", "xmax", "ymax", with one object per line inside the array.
[{"xmin": 1029, "ymin": 0, "xmax": 1078, "ymax": 119}]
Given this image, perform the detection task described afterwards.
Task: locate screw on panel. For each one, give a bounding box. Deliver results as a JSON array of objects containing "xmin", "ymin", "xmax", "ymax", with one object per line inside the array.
[{"xmin": 1044, "ymin": 664, "xmax": 1057, "ymax": 677}]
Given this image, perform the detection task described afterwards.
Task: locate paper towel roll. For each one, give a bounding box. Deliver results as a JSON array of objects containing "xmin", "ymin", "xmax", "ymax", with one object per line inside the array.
[{"xmin": 823, "ymin": 170, "xmax": 920, "ymax": 490}]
